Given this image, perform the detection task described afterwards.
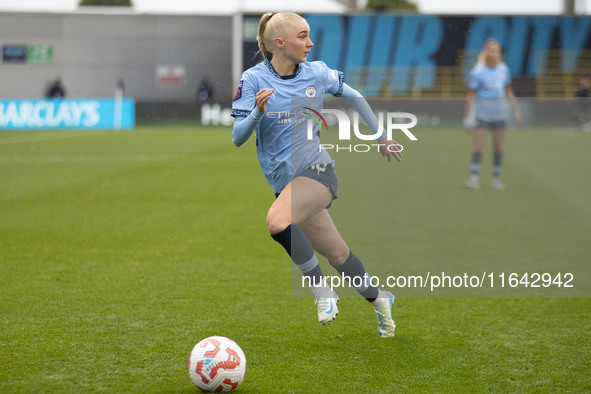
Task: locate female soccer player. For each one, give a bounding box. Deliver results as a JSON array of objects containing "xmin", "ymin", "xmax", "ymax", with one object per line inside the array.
[
  {"xmin": 464, "ymin": 38, "xmax": 522, "ymax": 190},
  {"xmin": 231, "ymin": 12, "xmax": 400, "ymax": 337}
]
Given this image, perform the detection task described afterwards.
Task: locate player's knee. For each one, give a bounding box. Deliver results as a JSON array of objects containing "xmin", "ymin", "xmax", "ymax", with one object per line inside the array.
[
  {"xmin": 266, "ymin": 210, "xmax": 290, "ymax": 235},
  {"xmin": 328, "ymin": 247, "xmax": 350, "ymax": 266}
]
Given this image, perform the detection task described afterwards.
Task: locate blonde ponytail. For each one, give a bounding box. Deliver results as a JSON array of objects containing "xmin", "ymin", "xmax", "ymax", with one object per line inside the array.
[
  {"xmin": 256, "ymin": 12, "xmax": 306, "ymax": 61},
  {"xmin": 257, "ymin": 13, "xmax": 275, "ymax": 60},
  {"xmin": 476, "ymin": 38, "xmax": 504, "ymax": 66}
]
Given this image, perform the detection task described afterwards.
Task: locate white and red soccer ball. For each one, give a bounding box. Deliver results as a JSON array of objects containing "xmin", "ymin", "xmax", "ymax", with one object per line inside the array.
[{"xmin": 188, "ymin": 336, "xmax": 246, "ymax": 392}]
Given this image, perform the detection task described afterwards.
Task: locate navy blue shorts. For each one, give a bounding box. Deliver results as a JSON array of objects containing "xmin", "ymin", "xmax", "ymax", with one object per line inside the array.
[
  {"xmin": 476, "ymin": 118, "xmax": 506, "ymax": 130},
  {"xmin": 275, "ymin": 164, "xmax": 338, "ymax": 207},
  {"xmin": 297, "ymin": 163, "xmax": 338, "ymax": 200}
]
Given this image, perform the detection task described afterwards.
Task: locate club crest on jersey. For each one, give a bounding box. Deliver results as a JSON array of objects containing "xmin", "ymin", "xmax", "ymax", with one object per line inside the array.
[{"xmin": 305, "ymin": 85, "xmax": 317, "ymax": 98}]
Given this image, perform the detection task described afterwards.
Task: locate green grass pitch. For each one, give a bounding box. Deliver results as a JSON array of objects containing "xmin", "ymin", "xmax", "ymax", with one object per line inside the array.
[{"xmin": 0, "ymin": 123, "xmax": 589, "ymax": 392}]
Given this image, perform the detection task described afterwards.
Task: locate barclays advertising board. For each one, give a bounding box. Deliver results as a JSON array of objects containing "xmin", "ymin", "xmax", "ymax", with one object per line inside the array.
[{"xmin": 0, "ymin": 99, "xmax": 135, "ymax": 130}]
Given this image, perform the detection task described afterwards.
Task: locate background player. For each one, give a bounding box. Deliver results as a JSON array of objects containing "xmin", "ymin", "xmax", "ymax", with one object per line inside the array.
[{"xmin": 464, "ymin": 38, "xmax": 522, "ymax": 190}]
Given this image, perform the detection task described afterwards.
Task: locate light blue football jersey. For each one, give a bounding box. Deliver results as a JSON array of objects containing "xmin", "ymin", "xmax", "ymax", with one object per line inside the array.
[
  {"xmin": 468, "ymin": 63, "xmax": 511, "ymax": 122},
  {"xmin": 231, "ymin": 59, "xmax": 344, "ymax": 193}
]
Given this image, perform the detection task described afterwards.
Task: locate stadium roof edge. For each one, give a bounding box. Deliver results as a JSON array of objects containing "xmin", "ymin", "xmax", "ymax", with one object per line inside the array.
[{"xmin": 0, "ymin": 0, "xmax": 349, "ymax": 15}]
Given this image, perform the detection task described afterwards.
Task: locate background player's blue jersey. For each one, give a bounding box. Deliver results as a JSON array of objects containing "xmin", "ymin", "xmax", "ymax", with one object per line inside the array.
[
  {"xmin": 468, "ymin": 63, "xmax": 511, "ymax": 122},
  {"xmin": 231, "ymin": 59, "xmax": 344, "ymax": 193}
]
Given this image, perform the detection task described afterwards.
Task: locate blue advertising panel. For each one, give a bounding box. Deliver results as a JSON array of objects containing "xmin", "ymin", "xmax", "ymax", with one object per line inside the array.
[
  {"xmin": 0, "ymin": 99, "xmax": 135, "ymax": 130},
  {"xmin": 2, "ymin": 45, "xmax": 27, "ymax": 63},
  {"xmin": 242, "ymin": 14, "xmax": 591, "ymax": 96}
]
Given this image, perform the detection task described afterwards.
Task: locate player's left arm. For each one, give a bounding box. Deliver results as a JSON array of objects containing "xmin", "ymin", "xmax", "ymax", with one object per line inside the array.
[
  {"xmin": 504, "ymin": 66, "xmax": 522, "ymax": 125},
  {"xmin": 505, "ymin": 85, "xmax": 522, "ymax": 124},
  {"xmin": 337, "ymin": 83, "xmax": 402, "ymax": 163}
]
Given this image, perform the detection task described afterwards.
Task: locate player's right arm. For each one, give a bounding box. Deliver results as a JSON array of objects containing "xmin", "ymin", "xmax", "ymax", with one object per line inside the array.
[
  {"xmin": 464, "ymin": 89, "xmax": 477, "ymax": 131},
  {"xmin": 231, "ymin": 76, "xmax": 274, "ymax": 147},
  {"xmin": 464, "ymin": 68, "xmax": 479, "ymax": 131}
]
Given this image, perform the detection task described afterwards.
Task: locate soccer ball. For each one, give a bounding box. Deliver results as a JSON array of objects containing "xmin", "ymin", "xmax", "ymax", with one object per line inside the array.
[{"xmin": 188, "ymin": 336, "xmax": 246, "ymax": 392}]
